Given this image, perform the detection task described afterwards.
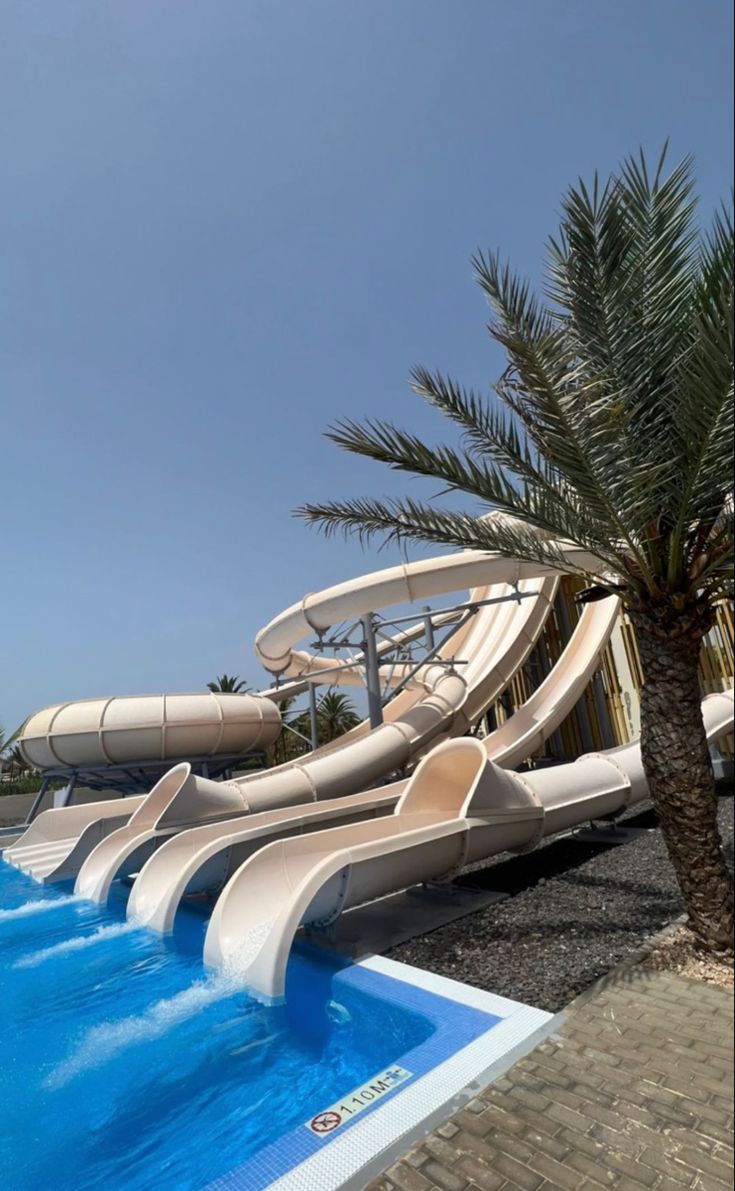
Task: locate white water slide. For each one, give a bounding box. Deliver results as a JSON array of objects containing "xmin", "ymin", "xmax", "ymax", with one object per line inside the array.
[
  {"xmin": 5, "ymin": 526, "xmax": 600, "ymax": 887},
  {"xmin": 74, "ymin": 563, "xmax": 566, "ymax": 903},
  {"xmin": 2, "ymin": 624, "xmax": 458, "ymax": 881},
  {"xmin": 204, "ymin": 689, "xmax": 734, "ymax": 1001},
  {"xmin": 126, "ymin": 590, "xmax": 616, "ymax": 931},
  {"xmin": 73, "ymin": 531, "xmax": 614, "ymax": 905}
]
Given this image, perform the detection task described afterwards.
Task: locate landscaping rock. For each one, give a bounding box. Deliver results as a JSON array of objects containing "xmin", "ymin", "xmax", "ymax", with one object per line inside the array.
[{"xmin": 386, "ymin": 799, "xmax": 733, "ymax": 1011}]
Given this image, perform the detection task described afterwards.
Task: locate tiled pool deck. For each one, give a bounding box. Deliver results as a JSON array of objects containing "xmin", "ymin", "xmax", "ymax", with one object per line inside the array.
[{"xmin": 369, "ymin": 966, "xmax": 734, "ymax": 1191}]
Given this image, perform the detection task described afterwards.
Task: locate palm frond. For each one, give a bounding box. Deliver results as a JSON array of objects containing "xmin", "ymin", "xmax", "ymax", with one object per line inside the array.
[
  {"xmin": 296, "ymin": 495, "xmax": 616, "ymax": 583},
  {"xmin": 298, "ymin": 148, "xmax": 733, "ymax": 620}
]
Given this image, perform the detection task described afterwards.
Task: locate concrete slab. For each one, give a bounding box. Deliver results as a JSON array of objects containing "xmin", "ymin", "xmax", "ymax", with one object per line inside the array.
[{"xmin": 303, "ymin": 882, "xmax": 507, "ymax": 959}]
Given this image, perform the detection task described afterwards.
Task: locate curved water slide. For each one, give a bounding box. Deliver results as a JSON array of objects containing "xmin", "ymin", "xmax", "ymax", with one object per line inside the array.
[
  {"xmin": 1, "ymin": 622, "xmax": 452, "ymax": 882},
  {"xmin": 204, "ymin": 688, "xmax": 735, "ymax": 1001},
  {"xmin": 126, "ymin": 593, "xmax": 617, "ymax": 931},
  {"xmin": 76, "ymin": 565, "xmax": 561, "ymax": 903},
  {"xmin": 3, "ymin": 692, "xmax": 283, "ymax": 882}
]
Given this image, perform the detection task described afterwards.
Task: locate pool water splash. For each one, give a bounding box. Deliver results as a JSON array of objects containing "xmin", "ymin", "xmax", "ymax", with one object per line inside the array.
[
  {"xmin": 0, "ymin": 858, "xmax": 436, "ymax": 1191},
  {"xmin": 223, "ymin": 917, "xmax": 275, "ymax": 973},
  {"xmin": 45, "ymin": 971, "xmax": 242, "ymax": 1089},
  {"xmin": 13, "ymin": 920, "xmax": 145, "ymax": 969},
  {"xmin": 0, "ymin": 893, "xmax": 85, "ymax": 923}
]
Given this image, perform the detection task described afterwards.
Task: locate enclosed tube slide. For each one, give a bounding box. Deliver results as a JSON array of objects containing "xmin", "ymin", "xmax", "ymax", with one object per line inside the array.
[
  {"xmin": 4, "ymin": 693, "xmax": 282, "ymax": 882},
  {"xmin": 204, "ymin": 689, "xmax": 734, "ymax": 1001},
  {"xmin": 17, "ymin": 691, "xmax": 283, "ymax": 771}
]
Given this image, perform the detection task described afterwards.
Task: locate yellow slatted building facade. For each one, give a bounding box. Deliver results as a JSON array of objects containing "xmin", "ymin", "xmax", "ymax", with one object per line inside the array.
[{"xmin": 484, "ymin": 578, "xmax": 734, "ymax": 762}]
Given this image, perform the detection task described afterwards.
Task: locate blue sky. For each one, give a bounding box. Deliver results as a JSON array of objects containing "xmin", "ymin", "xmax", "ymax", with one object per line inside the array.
[{"xmin": 1, "ymin": 0, "xmax": 732, "ymax": 730}]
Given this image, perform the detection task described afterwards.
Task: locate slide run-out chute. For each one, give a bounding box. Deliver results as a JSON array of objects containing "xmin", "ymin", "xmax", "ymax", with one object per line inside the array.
[{"xmin": 203, "ymin": 688, "xmax": 734, "ymax": 1002}]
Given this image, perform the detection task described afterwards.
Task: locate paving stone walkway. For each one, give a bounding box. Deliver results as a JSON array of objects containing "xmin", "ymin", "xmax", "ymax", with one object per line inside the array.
[{"xmin": 369, "ymin": 966, "xmax": 734, "ymax": 1191}]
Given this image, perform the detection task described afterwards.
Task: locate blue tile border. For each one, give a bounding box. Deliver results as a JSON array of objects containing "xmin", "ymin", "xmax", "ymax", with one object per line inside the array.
[{"xmin": 205, "ymin": 957, "xmax": 550, "ymax": 1191}]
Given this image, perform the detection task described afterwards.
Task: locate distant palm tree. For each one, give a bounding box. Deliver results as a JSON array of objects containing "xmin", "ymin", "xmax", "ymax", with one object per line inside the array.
[
  {"xmin": 316, "ymin": 691, "xmax": 361, "ymax": 743},
  {"xmin": 0, "ymin": 724, "xmax": 20, "ymax": 769},
  {"xmin": 298, "ymin": 148, "xmax": 734, "ymax": 953},
  {"xmin": 6, "ymin": 745, "xmax": 28, "ymax": 780},
  {"xmin": 207, "ymin": 674, "xmax": 250, "ymax": 693}
]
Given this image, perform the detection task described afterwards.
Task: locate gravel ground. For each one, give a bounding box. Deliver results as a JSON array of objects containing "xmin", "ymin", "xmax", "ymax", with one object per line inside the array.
[{"xmin": 386, "ymin": 796, "xmax": 734, "ymax": 1012}]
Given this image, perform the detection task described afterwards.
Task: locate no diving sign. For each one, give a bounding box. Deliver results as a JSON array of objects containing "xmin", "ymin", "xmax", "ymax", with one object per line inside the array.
[{"xmin": 307, "ymin": 1066, "xmax": 411, "ymax": 1135}]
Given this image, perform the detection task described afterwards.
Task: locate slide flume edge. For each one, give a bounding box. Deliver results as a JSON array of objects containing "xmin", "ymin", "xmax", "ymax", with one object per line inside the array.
[
  {"xmin": 126, "ymin": 593, "xmax": 617, "ymax": 932},
  {"xmin": 204, "ymin": 688, "xmax": 734, "ymax": 1002}
]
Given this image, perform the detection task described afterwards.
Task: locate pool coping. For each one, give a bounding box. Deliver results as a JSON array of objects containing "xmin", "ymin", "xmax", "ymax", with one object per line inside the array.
[{"xmin": 210, "ymin": 955, "xmax": 558, "ymax": 1191}]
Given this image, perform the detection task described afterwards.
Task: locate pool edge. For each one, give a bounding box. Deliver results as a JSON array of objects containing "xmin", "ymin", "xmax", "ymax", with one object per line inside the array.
[{"xmin": 257, "ymin": 956, "xmax": 557, "ymax": 1191}]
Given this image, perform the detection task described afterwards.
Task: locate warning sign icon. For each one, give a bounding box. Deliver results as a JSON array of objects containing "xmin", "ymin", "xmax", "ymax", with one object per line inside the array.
[{"xmin": 309, "ymin": 1110, "xmax": 342, "ymax": 1134}]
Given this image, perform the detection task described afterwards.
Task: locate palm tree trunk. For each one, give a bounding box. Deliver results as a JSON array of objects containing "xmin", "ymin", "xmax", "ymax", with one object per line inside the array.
[{"xmin": 632, "ymin": 616, "xmax": 733, "ymax": 953}]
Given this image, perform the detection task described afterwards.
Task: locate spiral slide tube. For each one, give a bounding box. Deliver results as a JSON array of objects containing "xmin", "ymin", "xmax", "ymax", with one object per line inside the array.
[{"xmin": 204, "ymin": 689, "xmax": 734, "ymax": 1002}]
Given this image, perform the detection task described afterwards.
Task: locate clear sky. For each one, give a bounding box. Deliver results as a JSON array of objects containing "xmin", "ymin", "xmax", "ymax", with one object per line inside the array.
[{"xmin": 1, "ymin": 0, "xmax": 733, "ymax": 731}]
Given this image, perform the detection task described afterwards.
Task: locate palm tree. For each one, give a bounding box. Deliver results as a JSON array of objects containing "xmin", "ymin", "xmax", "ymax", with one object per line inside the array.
[
  {"xmin": 298, "ymin": 148, "xmax": 734, "ymax": 953},
  {"xmin": 206, "ymin": 674, "xmax": 250, "ymax": 693},
  {"xmin": 0, "ymin": 724, "xmax": 22, "ymax": 776},
  {"xmin": 6, "ymin": 745, "xmax": 28, "ymax": 780},
  {"xmin": 316, "ymin": 691, "xmax": 360, "ymax": 743}
]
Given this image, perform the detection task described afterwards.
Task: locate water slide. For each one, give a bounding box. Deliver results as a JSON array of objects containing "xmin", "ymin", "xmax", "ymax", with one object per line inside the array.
[
  {"xmin": 3, "ymin": 692, "xmax": 283, "ymax": 881},
  {"xmin": 1, "ymin": 621, "xmax": 456, "ymax": 878},
  {"xmin": 204, "ymin": 688, "xmax": 735, "ymax": 1001},
  {"xmin": 126, "ymin": 592, "xmax": 617, "ymax": 931},
  {"xmin": 7, "ymin": 508, "xmax": 608, "ymax": 890},
  {"xmin": 74, "ymin": 565, "xmax": 562, "ymax": 903},
  {"xmin": 5, "ymin": 519, "xmax": 605, "ymax": 897}
]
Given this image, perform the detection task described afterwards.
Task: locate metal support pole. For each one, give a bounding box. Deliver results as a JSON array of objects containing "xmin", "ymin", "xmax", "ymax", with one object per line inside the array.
[
  {"xmin": 55, "ymin": 770, "xmax": 78, "ymax": 809},
  {"xmin": 361, "ymin": 613, "xmax": 384, "ymax": 729},
  {"xmin": 423, "ymin": 606, "xmax": 435, "ymax": 653},
  {"xmin": 25, "ymin": 776, "xmax": 51, "ymax": 824},
  {"xmin": 308, "ymin": 683, "xmax": 320, "ymax": 751}
]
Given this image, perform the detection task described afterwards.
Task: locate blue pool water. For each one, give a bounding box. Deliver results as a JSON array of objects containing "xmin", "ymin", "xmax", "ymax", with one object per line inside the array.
[{"xmin": 0, "ymin": 860, "xmax": 441, "ymax": 1190}]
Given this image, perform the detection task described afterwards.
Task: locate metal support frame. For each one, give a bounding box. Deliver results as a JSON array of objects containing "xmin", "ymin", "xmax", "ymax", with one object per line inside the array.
[
  {"xmin": 423, "ymin": 606, "xmax": 435, "ymax": 653},
  {"xmin": 534, "ymin": 637, "xmax": 566, "ymax": 761},
  {"xmin": 55, "ymin": 770, "xmax": 78, "ymax": 809},
  {"xmin": 25, "ymin": 776, "xmax": 51, "ymax": 824},
  {"xmin": 361, "ymin": 613, "xmax": 384, "ymax": 729},
  {"xmin": 288, "ymin": 586, "xmax": 546, "ymax": 744},
  {"xmin": 19, "ymin": 749, "xmax": 266, "ymax": 804},
  {"xmin": 308, "ymin": 683, "xmax": 320, "ymax": 751},
  {"xmin": 572, "ymin": 822, "xmax": 654, "ymax": 846},
  {"xmin": 315, "ymin": 587, "xmax": 538, "ymax": 649}
]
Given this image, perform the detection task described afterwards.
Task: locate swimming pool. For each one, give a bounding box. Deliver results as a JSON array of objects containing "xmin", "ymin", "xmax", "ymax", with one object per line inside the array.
[{"xmin": 0, "ymin": 859, "xmax": 552, "ymax": 1190}]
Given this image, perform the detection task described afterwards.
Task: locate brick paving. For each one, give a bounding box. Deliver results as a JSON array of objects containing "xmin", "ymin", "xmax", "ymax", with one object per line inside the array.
[{"xmin": 369, "ymin": 966, "xmax": 734, "ymax": 1191}]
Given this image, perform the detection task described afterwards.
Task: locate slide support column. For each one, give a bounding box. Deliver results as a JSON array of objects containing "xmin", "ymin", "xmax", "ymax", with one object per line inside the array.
[
  {"xmin": 361, "ymin": 613, "xmax": 384, "ymax": 729},
  {"xmin": 309, "ymin": 683, "xmax": 320, "ymax": 751},
  {"xmin": 25, "ymin": 776, "xmax": 50, "ymax": 824}
]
